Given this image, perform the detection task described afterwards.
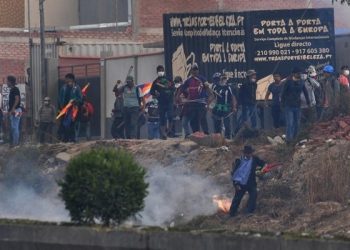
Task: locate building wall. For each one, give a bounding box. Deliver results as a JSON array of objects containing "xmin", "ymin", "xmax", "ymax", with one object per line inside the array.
[
  {"xmin": 1, "ymin": 0, "xmax": 349, "ymax": 84},
  {"xmin": 135, "ymin": 0, "xmax": 311, "ymax": 37},
  {"xmin": 0, "ymin": 0, "xmax": 24, "ymax": 28},
  {"xmin": 25, "ymin": 0, "xmax": 79, "ymax": 29},
  {"xmin": 135, "ymin": 0, "xmax": 350, "ymax": 41}
]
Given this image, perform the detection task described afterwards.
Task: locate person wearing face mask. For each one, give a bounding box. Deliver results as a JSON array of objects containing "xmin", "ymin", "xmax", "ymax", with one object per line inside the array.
[
  {"xmin": 317, "ymin": 65, "xmax": 340, "ymax": 121},
  {"xmin": 338, "ymin": 65, "xmax": 350, "ymax": 89},
  {"xmin": 37, "ymin": 97, "xmax": 56, "ymax": 143},
  {"xmin": 150, "ymin": 65, "xmax": 175, "ymax": 139},
  {"xmin": 229, "ymin": 145, "xmax": 266, "ymax": 217},
  {"xmin": 117, "ymin": 75, "xmax": 142, "ymax": 139},
  {"xmin": 237, "ymin": 69, "xmax": 258, "ymax": 131},
  {"xmin": 338, "ymin": 65, "xmax": 350, "ymax": 115},
  {"xmin": 281, "ymin": 67, "xmax": 310, "ymax": 143},
  {"xmin": 300, "ymin": 66, "xmax": 320, "ymax": 124},
  {"xmin": 264, "ymin": 72, "xmax": 284, "ymax": 128},
  {"xmin": 211, "ymin": 74, "xmax": 237, "ymax": 139}
]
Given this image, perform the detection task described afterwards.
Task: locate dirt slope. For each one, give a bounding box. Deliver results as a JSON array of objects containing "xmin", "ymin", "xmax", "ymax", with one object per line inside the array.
[{"xmin": 1, "ymin": 128, "xmax": 350, "ymax": 237}]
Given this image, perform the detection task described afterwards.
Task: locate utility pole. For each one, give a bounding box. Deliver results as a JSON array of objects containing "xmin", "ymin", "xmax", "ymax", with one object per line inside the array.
[
  {"xmin": 39, "ymin": 0, "xmax": 47, "ymax": 97},
  {"xmin": 27, "ymin": 0, "xmax": 34, "ymax": 130}
]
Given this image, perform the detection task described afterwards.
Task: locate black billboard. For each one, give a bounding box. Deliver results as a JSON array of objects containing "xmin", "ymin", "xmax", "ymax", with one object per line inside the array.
[{"xmin": 163, "ymin": 8, "xmax": 335, "ymax": 92}]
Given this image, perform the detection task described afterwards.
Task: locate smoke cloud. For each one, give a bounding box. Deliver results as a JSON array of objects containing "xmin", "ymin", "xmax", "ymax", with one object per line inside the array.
[
  {"xmin": 0, "ymin": 148, "xmax": 223, "ymax": 226},
  {"xmin": 139, "ymin": 160, "xmax": 223, "ymax": 226},
  {"xmin": 0, "ymin": 184, "xmax": 69, "ymax": 222},
  {"xmin": 0, "ymin": 147, "xmax": 69, "ymax": 222}
]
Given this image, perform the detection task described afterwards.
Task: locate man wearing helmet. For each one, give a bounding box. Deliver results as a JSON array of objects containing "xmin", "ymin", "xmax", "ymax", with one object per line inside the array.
[
  {"xmin": 317, "ymin": 65, "xmax": 340, "ymax": 121},
  {"xmin": 300, "ymin": 65, "xmax": 320, "ymax": 124}
]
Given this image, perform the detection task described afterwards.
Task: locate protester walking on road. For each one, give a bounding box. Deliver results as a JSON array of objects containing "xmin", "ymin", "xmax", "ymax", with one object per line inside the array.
[
  {"xmin": 281, "ymin": 67, "xmax": 310, "ymax": 143},
  {"xmin": 229, "ymin": 145, "xmax": 266, "ymax": 217},
  {"xmin": 150, "ymin": 65, "xmax": 175, "ymax": 139}
]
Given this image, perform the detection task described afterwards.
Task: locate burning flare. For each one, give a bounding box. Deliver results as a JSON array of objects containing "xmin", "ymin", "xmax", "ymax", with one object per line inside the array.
[{"xmin": 212, "ymin": 195, "xmax": 231, "ymax": 213}]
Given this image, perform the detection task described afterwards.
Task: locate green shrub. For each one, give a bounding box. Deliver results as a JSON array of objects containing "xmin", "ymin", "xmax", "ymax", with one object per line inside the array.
[{"xmin": 59, "ymin": 148, "xmax": 148, "ymax": 226}]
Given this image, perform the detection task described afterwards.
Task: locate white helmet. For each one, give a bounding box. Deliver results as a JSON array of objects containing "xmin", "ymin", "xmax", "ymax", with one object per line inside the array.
[{"xmin": 307, "ymin": 65, "xmax": 317, "ymax": 77}]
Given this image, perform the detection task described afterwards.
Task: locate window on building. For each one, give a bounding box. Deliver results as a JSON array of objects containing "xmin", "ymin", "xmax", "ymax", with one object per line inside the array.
[{"xmin": 78, "ymin": 0, "xmax": 130, "ymax": 26}]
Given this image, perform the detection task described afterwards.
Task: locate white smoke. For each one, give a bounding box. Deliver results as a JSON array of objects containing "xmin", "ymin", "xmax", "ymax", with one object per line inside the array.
[
  {"xmin": 0, "ymin": 184, "xmax": 69, "ymax": 222},
  {"xmin": 0, "ymin": 149, "xmax": 224, "ymax": 225},
  {"xmin": 0, "ymin": 147, "xmax": 69, "ymax": 222},
  {"xmin": 139, "ymin": 162, "xmax": 223, "ymax": 226}
]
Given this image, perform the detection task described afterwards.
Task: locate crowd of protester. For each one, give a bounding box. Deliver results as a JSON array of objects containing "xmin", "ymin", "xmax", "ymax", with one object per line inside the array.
[
  {"xmin": 0, "ymin": 62, "xmax": 346, "ymax": 146},
  {"xmin": 111, "ymin": 63, "xmax": 345, "ymax": 144}
]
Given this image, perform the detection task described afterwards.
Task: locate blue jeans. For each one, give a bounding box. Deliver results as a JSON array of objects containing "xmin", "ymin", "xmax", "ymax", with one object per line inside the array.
[
  {"xmin": 10, "ymin": 114, "xmax": 21, "ymax": 145},
  {"xmin": 212, "ymin": 115, "xmax": 231, "ymax": 139},
  {"xmin": 237, "ymin": 105, "xmax": 257, "ymax": 130},
  {"xmin": 285, "ymin": 107, "xmax": 301, "ymax": 142},
  {"xmin": 148, "ymin": 121, "xmax": 160, "ymax": 140},
  {"xmin": 182, "ymin": 103, "xmax": 208, "ymax": 137},
  {"xmin": 159, "ymin": 102, "xmax": 173, "ymax": 126},
  {"xmin": 271, "ymin": 105, "xmax": 283, "ymax": 128}
]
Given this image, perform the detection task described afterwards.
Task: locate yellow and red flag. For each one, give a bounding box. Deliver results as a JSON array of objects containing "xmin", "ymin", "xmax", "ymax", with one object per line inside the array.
[
  {"xmin": 72, "ymin": 105, "xmax": 79, "ymax": 121},
  {"xmin": 56, "ymin": 100, "xmax": 73, "ymax": 120},
  {"xmin": 82, "ymin": 82, "xmax": 90, "ymax": 96},
  {"xmin": 138, "ymin": 82, "xmax": 152, "ymax": 97}
]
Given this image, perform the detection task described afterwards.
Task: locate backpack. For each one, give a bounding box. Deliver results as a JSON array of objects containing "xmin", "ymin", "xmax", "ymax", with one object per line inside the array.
[{"xmin": 80, "ymin": 102, "xmax": 93, "ymax": 123}]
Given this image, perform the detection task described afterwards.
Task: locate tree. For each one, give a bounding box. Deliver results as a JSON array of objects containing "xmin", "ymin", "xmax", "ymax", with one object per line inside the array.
[{"xmin": 59, "ymin": 148, "xmax": 148, "ymax": 226}]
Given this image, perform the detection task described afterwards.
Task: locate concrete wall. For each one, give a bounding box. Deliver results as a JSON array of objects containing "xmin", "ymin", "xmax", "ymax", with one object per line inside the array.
[
  {"xmin": 102, "ymin": 52, "xmax": 164, "ymax": 138},
  {"xmin": 0, "ymin": 224, "xmax": 349, "ymax": 250},
  {"xmin": 25, "ymin": 0, "xmax": 79, "ymax": 29},
  {"xmin": 336, "ymin": 35, "xmax": 350, "ymax": 71},
  {"xmin": 104, "ymin": 53, "xmax": 164, "ymax": 119}
]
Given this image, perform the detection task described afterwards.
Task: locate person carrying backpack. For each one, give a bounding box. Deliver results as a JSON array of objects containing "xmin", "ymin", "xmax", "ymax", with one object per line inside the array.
[
  {"xmin": 180, "ymin": 63, "xmax": 212, "ymax": 138},
  {"xmin": 211, "ymin": 74, "xmax": 237, "ymax": 139}
]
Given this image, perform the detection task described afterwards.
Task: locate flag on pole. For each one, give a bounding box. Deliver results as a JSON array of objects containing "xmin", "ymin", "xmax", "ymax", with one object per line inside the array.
[
  {"xmin": 82, "ymin": 82, "xmax": 90, "ymax": 96},
  {"xmin": 138, "ymin": 82, "xmax": 153, "ymax": 104}
]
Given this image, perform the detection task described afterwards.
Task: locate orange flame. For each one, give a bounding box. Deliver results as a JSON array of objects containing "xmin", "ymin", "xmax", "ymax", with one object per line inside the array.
[{"xmin": 212, "ymin": 195, "xmax": 231, "ymax": 213}]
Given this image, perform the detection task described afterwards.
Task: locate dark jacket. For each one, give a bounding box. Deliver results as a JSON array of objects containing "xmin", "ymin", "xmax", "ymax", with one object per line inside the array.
[
  {"xmin": 281, "ymin": 78, "xmax": 310, "ymax": 108},
  {"xmin": 59, "ymin": 84, "xmax": 83, "ymax": 109},
  {"xmin": 150, "ymin": 76, "xmax": 175, "ymax": 105},
  {"xmin": 238, "ymin": 79, "xmax": 257, "ymax": 106},
  {"xmin": 231, "ymin": 156, "xmax": 265, "ymax": 187},
  {"xmin": 317, "ymin": 76, "xmax": 340, "ymax": 108}
]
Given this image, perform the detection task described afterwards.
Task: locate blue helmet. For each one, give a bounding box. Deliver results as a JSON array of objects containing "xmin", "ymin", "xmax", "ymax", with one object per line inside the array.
[{"xmin": 323, "ymin": 65, "xmax": 334, "ymax": 73}]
